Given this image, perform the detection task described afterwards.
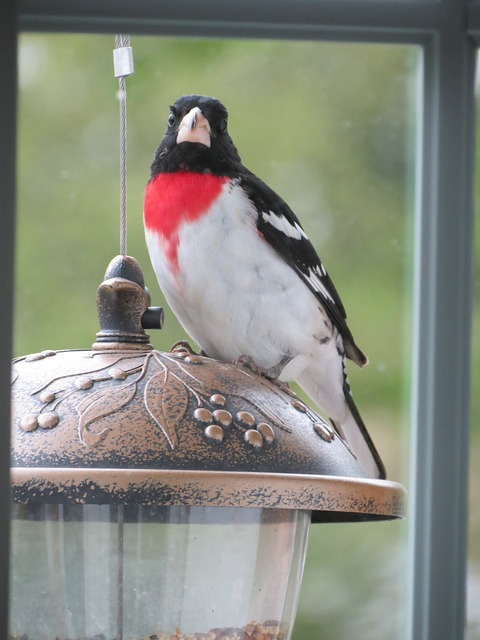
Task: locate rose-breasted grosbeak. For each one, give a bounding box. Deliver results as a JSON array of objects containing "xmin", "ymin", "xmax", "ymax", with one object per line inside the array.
[{"xmin": 144, "ymin": 94, "xmax": 385, "ymax": 479}]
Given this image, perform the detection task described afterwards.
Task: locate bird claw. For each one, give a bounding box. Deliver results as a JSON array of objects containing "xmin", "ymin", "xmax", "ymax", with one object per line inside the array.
[
  {"xmin": 171, "ymin": 341, "xmax": 211, "ymax": 359},
  {"xmin": 170, "ymin": 340, "xmax": 198, "ymax": 356},
  {"xmin": 234, "ymin": 354, "xmax": 293, "ymax": 392},
  {"xmin": 234, "ymin": 354, "xmax": 262, "ymax": 375}
]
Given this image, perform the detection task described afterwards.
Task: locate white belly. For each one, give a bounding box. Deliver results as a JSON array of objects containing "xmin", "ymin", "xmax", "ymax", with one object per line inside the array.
[{"xmin": 145, "ymin": 181, "xmax": 330, "ymax": 373}]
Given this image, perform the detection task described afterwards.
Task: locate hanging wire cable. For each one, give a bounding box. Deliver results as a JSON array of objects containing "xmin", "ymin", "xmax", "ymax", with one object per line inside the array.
[
  {"xmin": 112, "ymin": 39, "xmax": 134, "ymax": 639},
  {"xmin": 113, "ymin": 35, "xmax": 134, "ymax": 257}
]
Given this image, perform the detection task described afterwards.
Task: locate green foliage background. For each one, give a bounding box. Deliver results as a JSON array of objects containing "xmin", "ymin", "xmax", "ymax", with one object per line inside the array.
[{"xmin": 14, "ymin": 34, "xmax": 479, "ymax": 638}]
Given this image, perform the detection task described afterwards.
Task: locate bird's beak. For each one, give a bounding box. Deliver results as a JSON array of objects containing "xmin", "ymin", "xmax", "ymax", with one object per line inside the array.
[{"xmin": 176, "ymin": 107, "xmax": 211, "ymax": 148}]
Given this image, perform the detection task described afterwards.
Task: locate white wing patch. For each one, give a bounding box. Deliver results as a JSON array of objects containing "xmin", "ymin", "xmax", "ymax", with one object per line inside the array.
[
  {"xmin": 306, "ymin": 265, "xmax": 334, "ymax": 302},
  {"xmin": 260, "ymin": 209, "xmax": 333, "ymax": 304},
  {"xmin": 262, "ymin": 210, "xmax": 308, "ymax": 240}
]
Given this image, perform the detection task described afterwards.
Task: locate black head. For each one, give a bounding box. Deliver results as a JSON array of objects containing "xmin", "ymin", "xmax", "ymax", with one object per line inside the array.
[{"xmin": 150, "ymin": 95, "xmax": 243, "ymax": 178}]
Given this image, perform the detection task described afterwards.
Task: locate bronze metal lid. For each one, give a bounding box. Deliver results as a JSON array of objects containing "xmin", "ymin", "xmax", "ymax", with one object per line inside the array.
[{"xmin": 10, "ymin": 256, "xmax": 406, "ymax": 523}]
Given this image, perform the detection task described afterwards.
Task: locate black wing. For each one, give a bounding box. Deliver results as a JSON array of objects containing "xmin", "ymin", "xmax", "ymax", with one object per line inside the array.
[{"xmin": 238, "ymin": 172, "xmax": 367, "ymax": 367}]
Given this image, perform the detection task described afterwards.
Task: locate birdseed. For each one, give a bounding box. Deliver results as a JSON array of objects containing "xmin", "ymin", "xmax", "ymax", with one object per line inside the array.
[{"xmin": 8, "ymin": 619, "xmax": 288, "ymax": 640}]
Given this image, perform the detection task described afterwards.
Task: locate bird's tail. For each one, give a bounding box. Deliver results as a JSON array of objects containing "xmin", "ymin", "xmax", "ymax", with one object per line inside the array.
[
  {"xmin": 295, "ymin": 368, "xmax": 386, "ymax": 479},
  {"xmin": 337, "ymin": 381, "xmax": 386, "ymax": 479}
]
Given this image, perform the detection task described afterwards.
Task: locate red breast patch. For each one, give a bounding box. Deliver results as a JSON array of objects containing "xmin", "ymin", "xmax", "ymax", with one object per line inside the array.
[
  {"xmin": 144, "ymin": 172, "xmax": 228, "ymax": 236},
  {"xmin": 144, "ymin": 172, "xmax": 229, "ymax": 271}
]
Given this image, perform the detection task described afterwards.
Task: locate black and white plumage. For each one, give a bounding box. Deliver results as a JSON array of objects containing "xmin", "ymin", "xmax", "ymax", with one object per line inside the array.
[{"xmin": 144, "ymin": 94, "xmax": 385, "ymax": 479}]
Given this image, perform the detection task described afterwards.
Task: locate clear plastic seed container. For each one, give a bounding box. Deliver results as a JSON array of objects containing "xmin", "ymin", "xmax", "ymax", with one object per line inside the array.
[{"xmin": 9, "ymin": 504, "xmax": 310, "ymax": 640}]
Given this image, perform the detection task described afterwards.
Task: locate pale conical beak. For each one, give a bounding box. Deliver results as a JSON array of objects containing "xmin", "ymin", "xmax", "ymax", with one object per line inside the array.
[{"xmin": 176, "ymin": 107, "xmax": 211, "ymax": 147}]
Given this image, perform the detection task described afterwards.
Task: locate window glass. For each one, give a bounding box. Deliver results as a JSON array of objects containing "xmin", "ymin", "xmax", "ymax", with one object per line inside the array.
[{"xmin": 16, "ymin": 34, "xmax": 417, "ymax": 640}]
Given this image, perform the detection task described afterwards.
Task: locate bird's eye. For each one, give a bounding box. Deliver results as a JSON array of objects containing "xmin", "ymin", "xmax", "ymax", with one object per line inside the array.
[
  {"xmin": 219, "ymin": 117, "xmax": 228, "ymax": 133},
  {"xmin": 167, "ymin": 111, "xmax": 176, "ymax": 127}
]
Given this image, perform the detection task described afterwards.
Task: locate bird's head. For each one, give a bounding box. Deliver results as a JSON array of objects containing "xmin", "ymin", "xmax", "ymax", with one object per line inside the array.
[{"xmin": 150, "ymin": 95, "xmax": 243, "ymax": 177}]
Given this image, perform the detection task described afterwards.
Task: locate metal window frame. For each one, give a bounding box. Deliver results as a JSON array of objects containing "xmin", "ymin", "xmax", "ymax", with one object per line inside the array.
[{"xmin": 2, "ymin": 0, "xmax": 477, "ymax": 638}]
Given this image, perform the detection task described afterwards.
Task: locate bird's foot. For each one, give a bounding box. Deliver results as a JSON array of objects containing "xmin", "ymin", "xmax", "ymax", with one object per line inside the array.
[
  {"xmin": 234, "ymin": 354, "xmax": 293, "ymax": 393},
  {"xmin": 170, "ymin": 340, "xmax": 198, "ymax": 356}
]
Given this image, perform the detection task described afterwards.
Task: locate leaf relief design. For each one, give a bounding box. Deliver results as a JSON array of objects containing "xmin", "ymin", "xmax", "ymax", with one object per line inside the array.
[
  {"xmin": 76, "ymin": 380, "xmax": 137, "ymax": 447},
  {"xmin": 31, "ymin": 354, "xmax": 126, "ymax": 395},
  {"xmin": 154, "ymin": 353, "xmax": 207, "ymax": 404},
  {"xmin": 144, "ymin": 369, "xmax": 189, "ymax": 450}
]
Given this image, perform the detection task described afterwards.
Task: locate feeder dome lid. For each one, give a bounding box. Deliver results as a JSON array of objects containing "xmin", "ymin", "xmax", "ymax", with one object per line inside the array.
[{"xmin": 10, "ymin": 256, "xmax": 406, "ymax": 523}]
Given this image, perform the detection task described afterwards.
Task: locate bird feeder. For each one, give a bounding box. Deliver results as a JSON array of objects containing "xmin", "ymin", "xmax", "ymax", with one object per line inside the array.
[{"xmin": 9, "ymin": 255, "xmax": 405, "ymax": 640}]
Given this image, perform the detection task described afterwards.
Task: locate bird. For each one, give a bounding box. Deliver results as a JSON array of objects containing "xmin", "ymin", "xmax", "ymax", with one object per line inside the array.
[{"xmin": 143, "ymin": 94, "xmax": 385, "ymax": 479}]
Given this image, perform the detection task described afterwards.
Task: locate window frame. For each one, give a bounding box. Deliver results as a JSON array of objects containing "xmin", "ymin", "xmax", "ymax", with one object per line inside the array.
[{"xmin": 2, "ymin": 1, "xmax": 478, "ymax": 638}]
